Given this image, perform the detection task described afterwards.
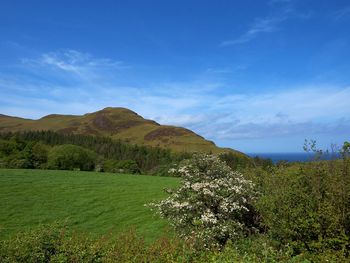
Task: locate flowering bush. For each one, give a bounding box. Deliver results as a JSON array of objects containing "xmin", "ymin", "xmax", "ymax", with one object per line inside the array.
[{"xmin": 150, "ymin": 154, "xmax": 258, "ymax": 248}]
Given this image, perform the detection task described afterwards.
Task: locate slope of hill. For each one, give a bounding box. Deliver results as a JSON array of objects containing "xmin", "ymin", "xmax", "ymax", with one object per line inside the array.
[{"xmin": 0, "ymin": 107, "xmax": 238, "ymax": 154}]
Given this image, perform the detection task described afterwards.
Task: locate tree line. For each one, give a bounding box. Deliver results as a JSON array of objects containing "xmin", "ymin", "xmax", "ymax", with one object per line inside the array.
[
  {"xmin": 0, "ymin": 131, "xmax": 271, "ymax": 175},
  {"xmin": 0, "ymin": 131, "xmax": 192, "ymax": 174}
]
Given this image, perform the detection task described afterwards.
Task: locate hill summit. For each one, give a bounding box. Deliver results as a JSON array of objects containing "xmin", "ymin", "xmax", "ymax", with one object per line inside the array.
[{"xmin": 0, "ymin": 107, "xmax": 237, "ymax": 154}]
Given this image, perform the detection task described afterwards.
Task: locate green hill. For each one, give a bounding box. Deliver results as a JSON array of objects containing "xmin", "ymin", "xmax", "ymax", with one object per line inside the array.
[{"xmin": 0, "ymin": 107, "xmax": 240, "ymax": 154}]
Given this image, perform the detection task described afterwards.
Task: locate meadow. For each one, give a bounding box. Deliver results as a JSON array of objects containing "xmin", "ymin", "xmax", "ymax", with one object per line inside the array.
[{"xmin": 0, "ymin": 169, "xmax": 179, "ymax": 242}]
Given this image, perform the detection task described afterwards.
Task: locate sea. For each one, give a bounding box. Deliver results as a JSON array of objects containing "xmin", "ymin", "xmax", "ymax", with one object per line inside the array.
[{"xmin": 247, "ymin": 152, "xmax": 341, "ymax": 163}]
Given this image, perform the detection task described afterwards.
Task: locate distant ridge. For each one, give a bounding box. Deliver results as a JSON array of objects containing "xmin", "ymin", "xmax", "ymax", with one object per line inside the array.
[{"xmin": 0, "ymin": 107, "xmax": 242, "ymax": 154}]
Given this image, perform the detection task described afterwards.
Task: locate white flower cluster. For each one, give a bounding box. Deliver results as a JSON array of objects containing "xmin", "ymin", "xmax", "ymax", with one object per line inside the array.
[
  {"xmin": 149, "ymin": 153, "xmax": 258, "ymax": 248},
  {"xmin": 200, "ymin": 209, "xmax": 218, "ymax": 224}
]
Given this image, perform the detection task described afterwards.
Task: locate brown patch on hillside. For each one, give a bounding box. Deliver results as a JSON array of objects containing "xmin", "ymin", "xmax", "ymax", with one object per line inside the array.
[
  {"xmin": 57, "ymin": 127, "xmax": 79, "ymax": 134},
  {"xmin": 144, "ymin": 127, "xmax": 188, "ymax": 141},
  {"xmin": 112, "ymin": 120, "xmax": 142, "ymax": 132},
  {"xmin": 68, "ymin": 120, "xmax": 81, "ymax": 126},
  {"xmin": 92, "ymin": 114, "xmax": 115, "ymax": 130},
  {"xmin": 82, "ymin": 125, "xmax": 100, "ymax": 135},
  {"xmin": 0, "ymin": 123, "xmax": 23, "ymax": 131},
  {"xmin": 92, "ymin": 114, "xmax": 143, "ymax": 133}
]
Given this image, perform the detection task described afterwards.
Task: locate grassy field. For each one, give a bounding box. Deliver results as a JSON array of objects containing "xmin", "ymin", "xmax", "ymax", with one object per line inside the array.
[{"xmin": 0, "ymin": 169, "xmax": 179, "ymax": 242}]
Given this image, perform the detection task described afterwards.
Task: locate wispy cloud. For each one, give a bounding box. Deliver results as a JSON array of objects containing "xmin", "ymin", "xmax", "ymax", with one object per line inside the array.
[
  {"xmin": 206, "ymin": 65, "xmax": 247, "ymax": 74},
  {"xmin": 22, "ymin": 50, "xmax": 128, "ymax": 76},
  {"xmin": 220, "ymin": 17, "xmax": 284, "ymax": 46},
  {"xmin": 219, "ymin": 0, "xmax": 300, "ymax": 47},
  {"xmin": 332, "ymin": 6, "xmax": 350, "ymax": 20}
]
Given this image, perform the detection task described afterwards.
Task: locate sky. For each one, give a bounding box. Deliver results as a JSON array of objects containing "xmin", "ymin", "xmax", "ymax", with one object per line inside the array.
[{"xmin": 0, "ymin": 0, "xmax": 349, "ymax": 153}]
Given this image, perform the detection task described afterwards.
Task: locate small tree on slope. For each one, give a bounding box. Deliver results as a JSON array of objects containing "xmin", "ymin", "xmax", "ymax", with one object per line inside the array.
[{"xmin": 150, "ymin": 154, "xmax": 258, "ymax": 249}]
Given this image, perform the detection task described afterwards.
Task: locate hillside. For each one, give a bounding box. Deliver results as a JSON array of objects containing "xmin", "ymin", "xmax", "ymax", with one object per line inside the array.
[{"xmin": 0, "ymin": 107, "xmax": 237, "ymax": 154}]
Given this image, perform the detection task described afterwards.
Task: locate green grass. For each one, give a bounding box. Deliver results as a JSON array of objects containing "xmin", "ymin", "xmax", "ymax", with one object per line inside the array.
[{"xmin": 0, "ymin": 169, "xmax": 179, "ymax": 242}]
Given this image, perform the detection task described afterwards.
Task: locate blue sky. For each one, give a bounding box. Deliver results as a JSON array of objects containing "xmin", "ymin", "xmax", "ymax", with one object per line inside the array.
[{"xmin": 0, "ymin": 0, "xmax": 349, "ymax": 153}]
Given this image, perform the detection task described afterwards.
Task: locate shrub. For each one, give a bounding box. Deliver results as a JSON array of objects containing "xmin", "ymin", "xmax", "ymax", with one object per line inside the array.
[
  {"xmin": 256, "ymin": 142, "xmax": 350, "ymax": 254},
  {"xmin": 31, "ymin": 142, "xmax": 50, "ymax": 168},
  {"xmin": 0, "ymin": 225, "xmax": 196, "ymax": 263},
  {"xmin": 0, "ymin": 224, "xmax": 106, "ymax": 263},
  {"xmin": 12, "ymin": 142, "xmax": 50, "ymax": 169},
  {"xmin": 1, "ymin": 224, "xmax": 347, "ymax": 262},
  {"xmin": 150, "ymin": 154, "xmax": 258, "ymax": 249},
  {"xmin": 103, "ymin": 159, "xmax": 140, "ymax": 174},
  {"xmin": 47, "ymin": 144, "xmax": 96, "ymax": 171}
]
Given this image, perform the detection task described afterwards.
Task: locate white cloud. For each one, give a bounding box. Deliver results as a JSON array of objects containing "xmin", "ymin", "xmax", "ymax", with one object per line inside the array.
[{"xmin": 187, "ymin": 86, "xmax": 350, "ymax": 140}]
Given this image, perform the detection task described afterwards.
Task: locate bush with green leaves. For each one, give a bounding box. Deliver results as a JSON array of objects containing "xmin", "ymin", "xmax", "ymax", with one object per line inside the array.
[
  {"xmin": 102, "ymin": 159, "xmax": 140, "ymax": 174},
  {"xmin": 2, "ymin": 224, "xmax": 347, "ymax": 262},
  {"xmin": 0, "ymin": 139, "xmax": 49, "ymax": 169},
  {"xmin": 47, "ymin": 144, "xmax": 96, "ymax": 171},
  {"xmin": 150, "ymin": 154, "xmax": 258, "ymax": 249},
  {"xmin": 256, "ymin": 141, "xmax": 350, "ymax": 254}
]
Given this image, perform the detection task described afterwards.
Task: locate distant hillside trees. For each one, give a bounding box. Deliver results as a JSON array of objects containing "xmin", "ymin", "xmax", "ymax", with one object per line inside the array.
[
  {"xmin": 0, "ymin": 131, "xmax": 191, "ymax": 174},
  {"xmin": 23, "ymin": 131, "xmax": 188, "ymax": 172},
  {"xmin": 0, "ymin": 131, "xmax": 256, "ymax": 175},
  {"xmin": 219, "ymin": 151, "xmax": 253, "ymax": 170}
]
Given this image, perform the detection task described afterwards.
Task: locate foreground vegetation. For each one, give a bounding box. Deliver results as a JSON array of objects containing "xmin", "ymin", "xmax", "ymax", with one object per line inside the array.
[
  {"xmin": 0, "ymin": 169, "xmax": 179, "ymax": 242},
  {"xmin": 1, "ymin": 223, "xmax": 347, "ymax": 262},
  {"xmin": 0, "ymin": 140, "xmax": 349, "ymax": 262}
]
